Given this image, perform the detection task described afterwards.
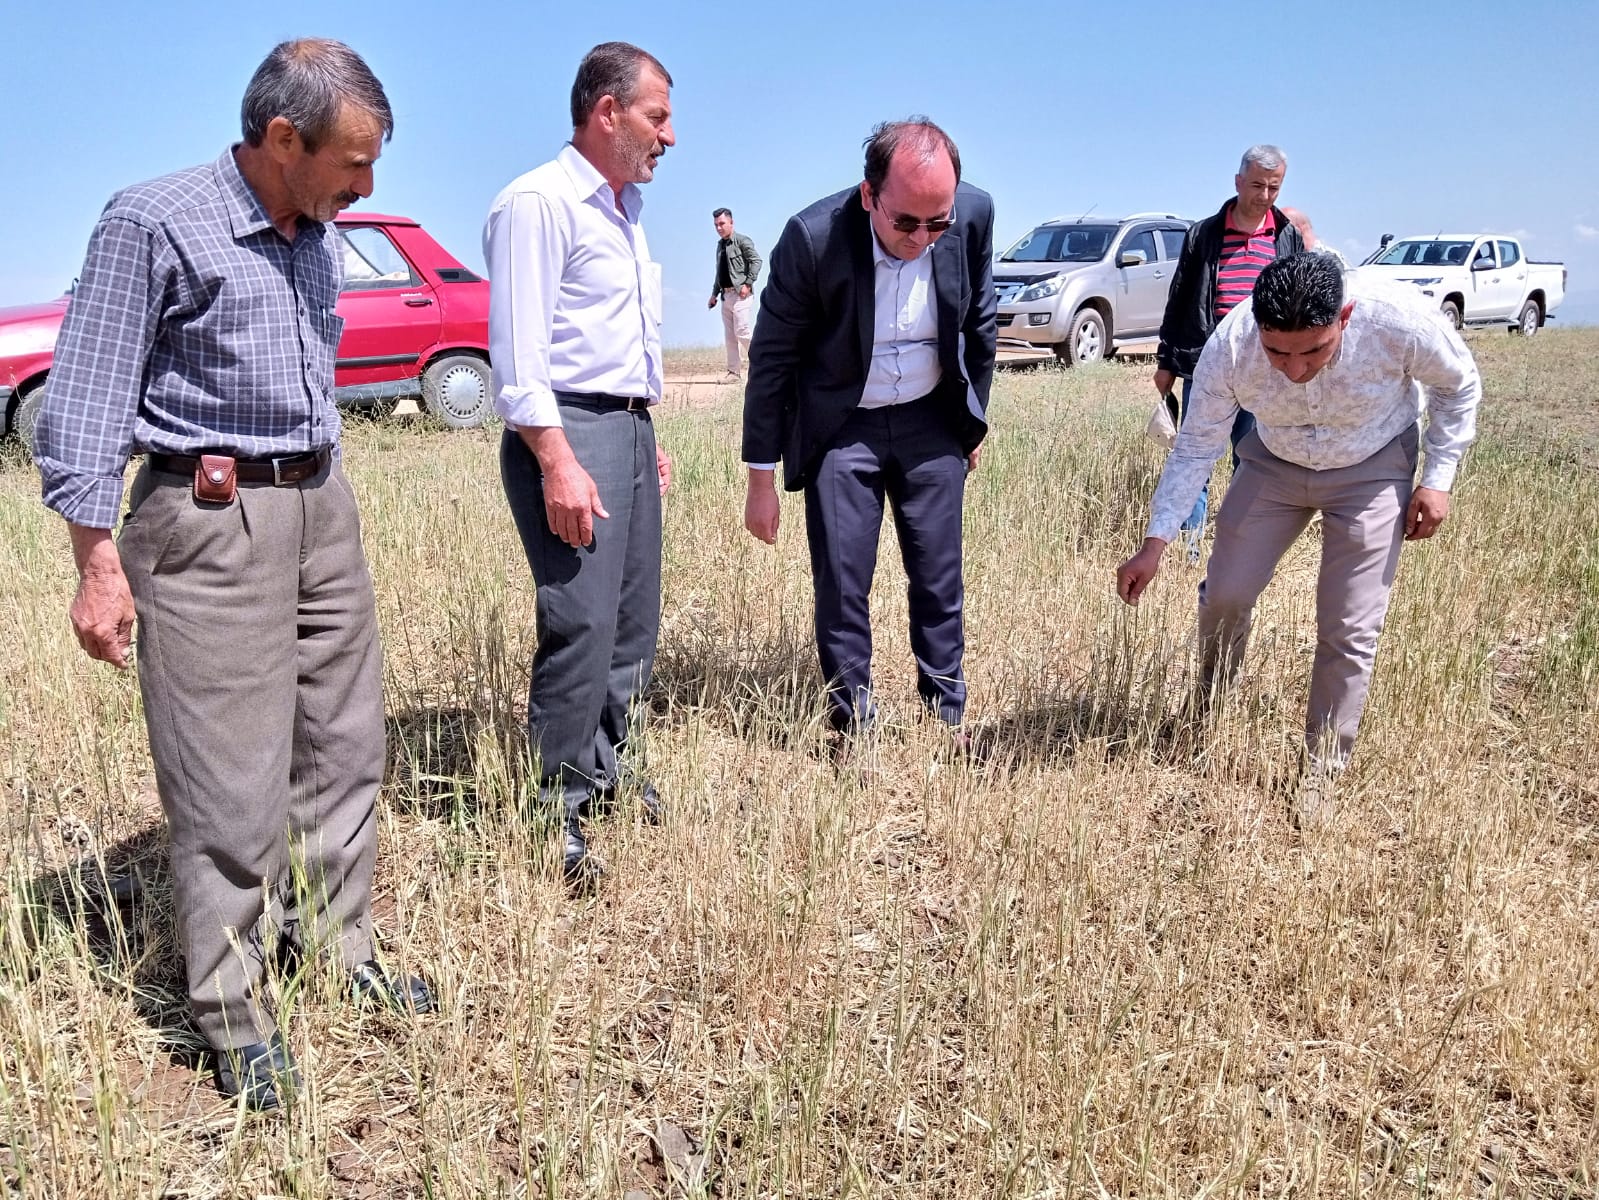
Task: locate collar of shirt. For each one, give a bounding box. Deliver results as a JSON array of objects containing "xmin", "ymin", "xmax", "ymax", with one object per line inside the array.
[
  {"xmin": 556, "ymin": 141, "xmax": 643, "ymax": 223},
  {"xmin": 215, "ymin": 145, "xmax": 276, "ymax": 241},
  {"xmin": 1225, "ymin": 206, "xmax": 1277, "ymax": 236},
  {"xmin": 862, "ymin": 222, "xmax": 940, "ymax": 407}
]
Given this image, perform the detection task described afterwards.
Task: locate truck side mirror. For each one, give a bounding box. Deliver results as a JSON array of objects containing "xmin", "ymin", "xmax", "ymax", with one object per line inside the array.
[
  {"xmin": 1471, "ymin": 257, "xmax": 1495, "ymax": 271},
  {"xmin": 1117, "ymin": 250, "xmax": 1147, "ymax": 268}
]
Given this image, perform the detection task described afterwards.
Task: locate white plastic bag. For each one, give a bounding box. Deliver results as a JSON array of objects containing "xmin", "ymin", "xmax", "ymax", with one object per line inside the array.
[{"xmin": 1145, "ymin": 394, "xmax": 1179, "ymax": 450}]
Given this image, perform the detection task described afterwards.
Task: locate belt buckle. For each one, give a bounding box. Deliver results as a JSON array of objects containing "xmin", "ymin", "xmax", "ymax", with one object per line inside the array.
[
  {"xmin": 271, "ymin": 456, "xmax": 292, "ymax": 486},
  {"xmin": 627, "ymin": 396, "xmax": 646, "ymax": 412}
]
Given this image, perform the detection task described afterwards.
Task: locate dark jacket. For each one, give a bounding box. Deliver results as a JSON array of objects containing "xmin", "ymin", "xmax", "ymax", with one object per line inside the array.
[
  {"xmin": 1156, "ymin": 198, "xmax": 1304, "ymax": 376},
  {"xmin": 742, "ymin": 182, "xmax": 996, "ymax": 491},
  {"xmin": 712, "ymin": 231, "xmax": 762, "ymax": 297}
]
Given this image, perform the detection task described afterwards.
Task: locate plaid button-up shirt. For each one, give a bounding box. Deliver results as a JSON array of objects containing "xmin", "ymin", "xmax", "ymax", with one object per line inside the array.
[{"xmin": 35, "ymin": 147, "xmax": 346, "ymax": 529}]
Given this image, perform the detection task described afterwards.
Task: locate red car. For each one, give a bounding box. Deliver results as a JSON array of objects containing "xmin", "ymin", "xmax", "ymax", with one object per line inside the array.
[{"xmin": 0, "ymin": 212, "xmax": 492, "ymax": 444}]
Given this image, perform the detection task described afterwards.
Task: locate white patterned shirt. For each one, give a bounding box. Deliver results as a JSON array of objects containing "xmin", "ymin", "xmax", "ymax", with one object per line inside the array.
[
  {"xmin": 1146, "ymin": 275, "xmax": 1481, "ymax": 543},
  {"xmin": 483, "ymin": 143, "xmax": 663, "ymax": 428}
]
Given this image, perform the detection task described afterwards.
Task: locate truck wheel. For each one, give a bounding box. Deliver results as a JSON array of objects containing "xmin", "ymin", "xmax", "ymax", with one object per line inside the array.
[
  {"xmin": 1513, "ymin": 300, "xmax": 1542, "ymax": 337},
  {"xmin": 421, "ymin": 354, "xmax": 493, "ymax": 428},
  {"xmin": 1055, "ymin": 307, "xmax": 1107, "ymax": 366},
  {"xmin": 13, "ymin": 381, "xmax": 47, "ymax": 451},
  {"xmin": 1439, "ymin": 300, "xmax": 1463, "ymax": 331}
]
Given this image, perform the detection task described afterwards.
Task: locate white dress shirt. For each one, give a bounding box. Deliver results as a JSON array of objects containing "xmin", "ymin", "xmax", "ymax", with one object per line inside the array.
[
  {"xmin": 860, "ymin": 233, "xmax": 942, "ymax": 408},
  {"xmin": 1147, "ymin": 275, "xmax": 1480, "ymax": 543},
  {"xmin": 483, "ymin": 143, "xmax": 663, "ymax": 428}
]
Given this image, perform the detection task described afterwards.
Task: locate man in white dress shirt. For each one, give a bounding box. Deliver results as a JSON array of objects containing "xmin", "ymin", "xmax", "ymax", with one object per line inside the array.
[
  {"xmin": 742, "ymin": 119, "xmax": 996, "ymax": 747},
  {"xmin": 483, "ymin": 42, "xmax": 674, "ymax": 887},
  {"xmin": 1117, "ymin": 252, "xmax": 1480, "ymax": 825}
]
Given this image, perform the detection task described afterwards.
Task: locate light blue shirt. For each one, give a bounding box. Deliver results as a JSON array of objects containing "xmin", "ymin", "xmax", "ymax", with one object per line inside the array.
[{"xmin": 860, "ymin": 233, "xmax": 941, "ymax": 408}]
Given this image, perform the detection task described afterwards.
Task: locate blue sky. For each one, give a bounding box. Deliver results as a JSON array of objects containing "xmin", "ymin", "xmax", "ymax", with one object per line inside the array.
[{"xmin": 6, "ymin": 0, "xmax": 1597, "ymax": 337}]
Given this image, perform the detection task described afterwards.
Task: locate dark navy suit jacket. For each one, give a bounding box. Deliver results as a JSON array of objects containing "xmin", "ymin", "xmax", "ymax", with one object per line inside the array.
[{"xmin": 741, "ymin": 181, "xmax": 997, "ymax": 491}]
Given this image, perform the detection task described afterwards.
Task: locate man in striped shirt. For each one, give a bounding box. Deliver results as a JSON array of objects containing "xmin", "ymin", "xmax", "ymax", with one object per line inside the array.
[{"xmin": 1154, "ymin": 146, "xmax": 1304, "ymax": 559}]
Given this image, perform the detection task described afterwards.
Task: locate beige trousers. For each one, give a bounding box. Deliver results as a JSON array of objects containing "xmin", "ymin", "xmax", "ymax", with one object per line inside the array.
[
  {"xmin": 720, "ymin": 287, "xmax": 755, "ymax": 375},
  {"xmin": 119, "ymin": 459, "xmax": 384, "ymax": 1049},
  {"xmin": 1197, "ymin": 424, "xmax": 1417, "ymax": 770}
]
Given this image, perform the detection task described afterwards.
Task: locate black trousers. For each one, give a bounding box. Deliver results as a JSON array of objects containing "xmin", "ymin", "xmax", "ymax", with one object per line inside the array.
[{"xmin": 802, "ymin": 397, "xmax": 968, "ymax": 731}]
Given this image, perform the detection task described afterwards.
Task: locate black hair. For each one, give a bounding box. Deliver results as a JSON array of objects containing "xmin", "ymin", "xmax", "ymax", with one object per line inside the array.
[{"xmin": 1252, "ymin": 252, "xmax": 1346, "ymax": 331}]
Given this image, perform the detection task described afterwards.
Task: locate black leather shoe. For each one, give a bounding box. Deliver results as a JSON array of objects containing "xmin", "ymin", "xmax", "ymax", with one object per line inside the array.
[
  {"xmin": 216, "ymin": 1032, "xmax": 298, "ymax": 1111},
  {"xmin": 637, "ymin": 783, "xmax": 664, "ymax": 826},
  {"xmin": 348, "ymin": 960, "xmax": 435, "ymax": 1014},
  {"xmin": 562, "ymin": 827, "xmax": 604, "ymax": 895}
]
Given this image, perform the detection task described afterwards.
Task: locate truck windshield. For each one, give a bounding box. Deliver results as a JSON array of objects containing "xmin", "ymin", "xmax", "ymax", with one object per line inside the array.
[
  {"xmin": 1375, "ymin": 239, "xmax": 1474, "ymax": 268},
  {"xmin": 1001, "ymin": 224, "xmax": 1116, "ymax": 263}
]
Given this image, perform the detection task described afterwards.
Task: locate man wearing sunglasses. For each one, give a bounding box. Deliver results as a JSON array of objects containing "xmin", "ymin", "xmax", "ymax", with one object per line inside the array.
[{"xmin": 742, "ymin": 118, "xmax": 996, "ymax": 753}]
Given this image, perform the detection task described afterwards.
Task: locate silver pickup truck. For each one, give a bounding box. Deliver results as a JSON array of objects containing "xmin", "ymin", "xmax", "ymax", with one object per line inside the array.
[{"xmin": 992, "ymin": 213, "xmax": 1190, "ymax": 365}]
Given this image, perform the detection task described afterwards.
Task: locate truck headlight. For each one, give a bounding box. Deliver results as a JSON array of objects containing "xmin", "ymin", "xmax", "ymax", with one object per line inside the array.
[{"xmin": 1018, "ymin": 275, "xmax": 1066, "ymax": 303}]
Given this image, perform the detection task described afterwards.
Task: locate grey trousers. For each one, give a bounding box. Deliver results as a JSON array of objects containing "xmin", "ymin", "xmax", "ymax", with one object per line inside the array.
[
  {"xmin": 119, "ymin": 459, "xmax": 384, "ymax": 1050},
  {"xmin": 500, "ymin": 401, "xmax": 662, "ymax": 821},
  {"xmin": 1197, "ymin": 425, "xmax": 1417, "ymax": 769}
]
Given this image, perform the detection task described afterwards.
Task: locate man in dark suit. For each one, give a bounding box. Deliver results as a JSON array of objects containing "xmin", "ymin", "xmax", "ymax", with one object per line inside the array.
[{"xmin": 742, "ymin": 118, "xmax": 996, "ymax": 745}]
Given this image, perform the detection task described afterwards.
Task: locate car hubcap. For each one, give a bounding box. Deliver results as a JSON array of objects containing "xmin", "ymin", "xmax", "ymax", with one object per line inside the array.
[
  {"xmin": 439, "ymin": 366, "xmax": 487, "ymax": 421},
  {"xmin": 1522, "ymin": 309, "xmax": 1537, "ymax": 334},
  {"xmin": 1076, "ymin": 321, "xmax": 1102, "ymax": 360}
]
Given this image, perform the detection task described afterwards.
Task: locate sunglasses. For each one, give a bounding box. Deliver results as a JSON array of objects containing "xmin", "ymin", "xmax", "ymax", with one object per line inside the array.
[{"xmin": 872, "ymin": 193, "xmax": 956, "ymax": 235}]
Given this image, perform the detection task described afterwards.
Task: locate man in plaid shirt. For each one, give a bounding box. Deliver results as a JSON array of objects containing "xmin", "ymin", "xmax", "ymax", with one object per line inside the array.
[{"xmin": 34, "ymin": 39, "xmax": 430, "ymax": 1112}]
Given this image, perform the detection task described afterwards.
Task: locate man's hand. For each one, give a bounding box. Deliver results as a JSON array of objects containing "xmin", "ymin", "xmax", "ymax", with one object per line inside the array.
[
  {"xmin": 707, "ymin": 296, "xmax": 717, "ymax": 309},
  {"xmin": 520, "ymin": 426, "xmax": 608, "ymax": 548},
  {"xmin": 67, "ymin": 525, "xmax": 136, "ymax": 668},
  {"xmin": 656, "ymin": 443, "xmax": 672, "ymax": 497},
  {"xmin": 745, "ymin": 468, "xmax": 780, "ymax": 544},
  {"xmin": 738, "ymin": 284, "xmax": 752, "ymax": 300},
  {"xmin": 1405, "ymin": 486, "xmax": 1450, "ymax": 541},
  {"xmin": 1153, "ymin": 367, "xmax": 1176, "ymax": 398},
  {"xmin": 967, "ymin": 446, "xmax": 982, "ymax": 473},
  {"xmin": 1115, "ymin": 538, "xmax": 1169, "ymax": 605}
]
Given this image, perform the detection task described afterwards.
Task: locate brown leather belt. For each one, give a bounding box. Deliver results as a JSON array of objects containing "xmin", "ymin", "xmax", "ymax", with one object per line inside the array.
[{"xmin": 148, "ymin": 448, "xmax": 330, "ymax": 486}]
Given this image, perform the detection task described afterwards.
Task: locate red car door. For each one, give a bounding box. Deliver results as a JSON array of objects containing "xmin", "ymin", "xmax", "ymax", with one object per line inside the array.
[{"xmin": 333, "ymin": 223, "xmax": 442, "ymax": 388}]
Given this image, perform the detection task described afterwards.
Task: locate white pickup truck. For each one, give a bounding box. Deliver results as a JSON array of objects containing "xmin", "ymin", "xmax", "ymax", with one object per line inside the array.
[{"xmin": 1353, "ymin": 234, "xmax": 1566, "ymax": 336}]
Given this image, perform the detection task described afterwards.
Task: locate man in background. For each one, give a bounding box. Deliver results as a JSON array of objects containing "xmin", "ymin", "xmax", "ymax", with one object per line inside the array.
[
  {"xmin": 1155, "ymin": 145, "xmax": 1304, "ymax": 561},
  {"xmin": 708, "ymin": 207, "xmax": 761, "ymax": 381},
  {"xmin": 1282, "ymin": 206, "xmax": 1350, "ymax": 268}
]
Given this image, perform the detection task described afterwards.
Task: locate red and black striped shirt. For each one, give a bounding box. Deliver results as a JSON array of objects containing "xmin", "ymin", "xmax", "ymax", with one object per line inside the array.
[{"xmin": 1214, "ymin": 210, "xmax": 1278, "ymax": 322}]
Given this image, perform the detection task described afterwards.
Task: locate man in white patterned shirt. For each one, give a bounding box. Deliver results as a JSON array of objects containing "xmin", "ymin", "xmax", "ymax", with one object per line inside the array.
[{"xmin": 1117, "ymin": 252, "xmax": 1480, "ymax": 826}]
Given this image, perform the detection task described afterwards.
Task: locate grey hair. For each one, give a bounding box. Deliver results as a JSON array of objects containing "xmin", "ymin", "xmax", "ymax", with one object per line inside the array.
[
  {"xmin": 570, "ymin": 42, "xmax": 673, "ymax": 127},
  {"xmin": 1239, "ymin": 144, "xmax": 1287, "ymax": 174},
  {"xmin": 241, "ymin": 39, "xmax": 392, "ymax": 152}
]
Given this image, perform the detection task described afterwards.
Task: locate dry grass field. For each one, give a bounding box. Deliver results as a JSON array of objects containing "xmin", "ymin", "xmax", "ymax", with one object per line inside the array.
[{"xmin": 0, "ymin": 329, "xmax": 1595, "ymax": 1198}]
